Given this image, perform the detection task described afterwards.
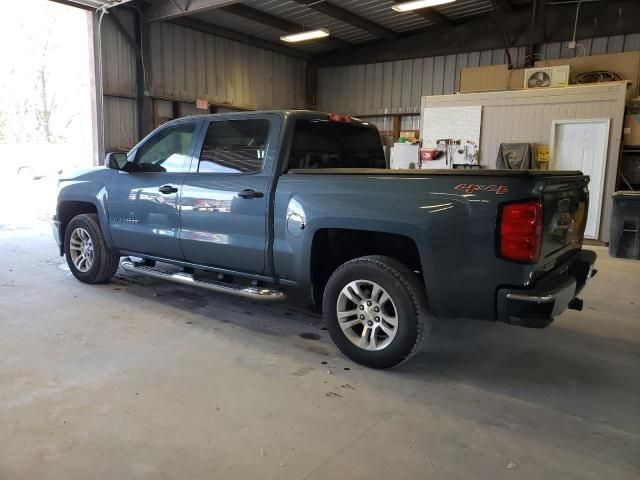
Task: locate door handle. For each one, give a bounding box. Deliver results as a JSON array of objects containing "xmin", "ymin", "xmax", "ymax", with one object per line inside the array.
[
  {"xmin": 159, "ymin": 185, "xmax": 178, "ymax": 194},
  {"xmin": 237, "ymin": 189, "xmax": 264, "ymax": 199}
]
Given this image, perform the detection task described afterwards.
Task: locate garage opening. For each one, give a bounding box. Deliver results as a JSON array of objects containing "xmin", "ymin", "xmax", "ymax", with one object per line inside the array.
[{"xmin": 0, "ymin": 0, "xmax": 94, "ymax": 229}]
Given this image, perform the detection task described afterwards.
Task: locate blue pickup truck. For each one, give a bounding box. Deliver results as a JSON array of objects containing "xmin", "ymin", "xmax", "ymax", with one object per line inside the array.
[{"xmin": 53, "ymin": 110, "xmax": 596, "ymax": 368}]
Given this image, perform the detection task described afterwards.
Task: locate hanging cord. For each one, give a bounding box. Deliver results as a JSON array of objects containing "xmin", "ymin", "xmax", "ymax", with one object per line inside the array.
[
  {"xmin": 570, "ymin": 0, "xmax": 583, "ymax": 47},
  {"xmin": 95, "ymin": 0, "xmax": 146, "ymax": 157},
  {"xmin": 127, "ymin": 3, "xmax": 148, "ymax": 91},
  {"xmin": 96, "ymin": 6, "xmax": 107, "ymax": 158},
  {"xmin": 568, "ymin": 43, "xmax": 586, "ymax": 64}
]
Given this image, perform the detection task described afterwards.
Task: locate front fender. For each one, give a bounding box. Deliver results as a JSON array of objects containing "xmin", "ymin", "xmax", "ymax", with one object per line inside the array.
[{"xmin": 56, "ymin": 168, "xmax": 116, "ymax": 249}]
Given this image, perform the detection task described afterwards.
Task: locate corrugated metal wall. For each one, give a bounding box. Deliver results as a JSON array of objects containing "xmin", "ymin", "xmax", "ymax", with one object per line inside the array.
[
  {"xmin": 101, "ymin": 9, "xmax": 138, "ymax": 151},
  {"xmin": 319, "ymin": 33, "xmax": 640, "ymax": 131},
  {"xmin": 147, "ymin": 22, "xmax": 306, "ymax": 110},
  {"xmin": 100, "ymin": 13, "xmax": 307, "ymax": 151}
]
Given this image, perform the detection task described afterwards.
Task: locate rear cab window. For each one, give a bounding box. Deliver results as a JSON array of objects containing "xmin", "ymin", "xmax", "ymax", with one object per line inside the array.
[{"xmin": 288, "ymin": 119, "xmax": 386, "ymax": 170}]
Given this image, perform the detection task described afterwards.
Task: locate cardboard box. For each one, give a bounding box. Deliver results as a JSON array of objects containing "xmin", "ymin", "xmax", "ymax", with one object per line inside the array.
[
  {"xmin": 459, "ymin": 51, "xmax": 639, "ymax": 98},
  {"xmin": 459, "ymin": 64, "xmax": 524, "ymax": 93},
  {"xmin": 399, "ymin": 130, "xmax": 419, "ymax": 143},
  {"xmin": 624, "ymin": 115, "xmax": 640, "ymax": 146}
]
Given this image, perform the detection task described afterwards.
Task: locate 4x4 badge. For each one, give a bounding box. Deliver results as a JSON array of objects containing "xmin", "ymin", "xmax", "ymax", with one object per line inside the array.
[{"xmin": 455, "ymin": 184, "xmax": 509, "ymax": 195}]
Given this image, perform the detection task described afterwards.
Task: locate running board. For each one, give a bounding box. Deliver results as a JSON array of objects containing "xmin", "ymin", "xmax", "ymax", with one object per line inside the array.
[{"xmin": 119, "ymin": 258, "xmax": 286, "ymax": 301}]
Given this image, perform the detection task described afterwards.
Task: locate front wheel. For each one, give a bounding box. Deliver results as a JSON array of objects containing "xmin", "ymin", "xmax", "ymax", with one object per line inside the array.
[
  {"xmin": 64, "ymin": 213, "xmax": 120, "ymax": 284},
  {"xmin": 323, "ymin": 255, "xmax": 431, "ymax": 369}
]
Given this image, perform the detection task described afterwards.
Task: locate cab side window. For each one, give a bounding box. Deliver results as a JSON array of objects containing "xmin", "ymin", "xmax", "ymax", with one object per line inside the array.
[
  {"xmin": 198, "ymin": 119, "xmax": 270, "ymax": 174},
  {"xmin": 134, "ymin": 123, "xmax": 196, "ymax": 173}
]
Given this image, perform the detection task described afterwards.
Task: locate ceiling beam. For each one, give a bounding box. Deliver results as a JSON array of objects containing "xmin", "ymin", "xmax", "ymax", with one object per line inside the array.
[
  {"xmin": 291, "ymin": 0, "xmax": 398, "ymax": 40},
  {"xmin": 48, "ymin": 0, "xmax": 96, "ymax": 11},
  {"xmin": 316, "ymin": 0, "xmax": 640, "ymax": 66},
  {"xmin": 219, "ymin": 3, "xmax": 352, "ymax": 53},
  {"xmin": 170, "ymin": 17, "xmax": 311, "ymax": 59},
  {"xmin": 392, "ymin": 0, "xmax": 454, "ymax": 27},
  {"xmin": 145, "ymin": 0, "xmax": 239, "ymax": 22},
  {"xmin": 221, "ymin": 3, "xmax": 302, "ymax": 33}
]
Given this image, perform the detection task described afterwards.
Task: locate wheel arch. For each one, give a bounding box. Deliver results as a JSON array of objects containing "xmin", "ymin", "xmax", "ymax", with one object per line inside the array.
[
  {"xmin": 57, "ymin": 200, "xmax": 113, "ymax": 251},
  {"xmin": 309, "ymin": 228, "xmax": 426, "ymax": 311}
]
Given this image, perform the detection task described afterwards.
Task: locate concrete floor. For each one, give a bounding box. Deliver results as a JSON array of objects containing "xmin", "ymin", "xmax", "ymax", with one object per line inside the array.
[{"xmin": 1, "ymin": 218, "xmax": 639, "ymax": 479}]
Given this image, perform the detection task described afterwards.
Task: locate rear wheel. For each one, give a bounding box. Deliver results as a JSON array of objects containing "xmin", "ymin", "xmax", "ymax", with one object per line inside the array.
[
  {"xmin": 323, "ymin": 255, "xmax": 430, "ymax": 369},
  {"xmin": 64, "ymin": 214, "xmax": 119, "ymax": 284}
]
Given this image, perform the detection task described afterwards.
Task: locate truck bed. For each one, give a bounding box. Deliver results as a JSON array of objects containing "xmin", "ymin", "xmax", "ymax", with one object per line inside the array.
[
  {"xmin": 288, "ymin": 168, "xmax": 584, "ymax": 177},
  {"xmin": 276, "ymin": 168, "xmax": 589, "ymax": 321}
]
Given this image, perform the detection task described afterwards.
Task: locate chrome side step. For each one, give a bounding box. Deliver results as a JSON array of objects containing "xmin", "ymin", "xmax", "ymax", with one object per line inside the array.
[{"xmin": 120, "ymin": 258, "xmax": 286, "ymax": 301}]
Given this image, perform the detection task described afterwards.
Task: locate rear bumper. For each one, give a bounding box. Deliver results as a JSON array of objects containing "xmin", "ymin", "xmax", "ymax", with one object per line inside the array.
[{"xmin": 496, "ymin": 249, "xmax": 597, "ymax": 327}]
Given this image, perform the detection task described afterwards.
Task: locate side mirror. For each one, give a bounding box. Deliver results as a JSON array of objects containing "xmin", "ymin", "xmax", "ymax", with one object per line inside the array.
[{"xmin": 106, "ymin": 152, "xmax": 128, "ymax": 170}]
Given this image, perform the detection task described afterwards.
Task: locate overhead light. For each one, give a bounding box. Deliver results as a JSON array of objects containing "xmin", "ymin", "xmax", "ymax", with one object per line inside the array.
[
  {"xmin": 392, "ymin": 0, "xmax": 455, "ymax": 12},
  {"xmin": 281, "ymin": 29, "xmax": 330, "ymax": 43}
]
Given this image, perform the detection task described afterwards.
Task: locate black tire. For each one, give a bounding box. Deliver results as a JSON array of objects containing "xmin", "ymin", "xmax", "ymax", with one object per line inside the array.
[
  {"xmin": 64, "ymin": 213, "xmax": 120, "ymax": 284},
  {"xmin": 322, "ymin": 255, "xmax": 431, "ymax": 369}
]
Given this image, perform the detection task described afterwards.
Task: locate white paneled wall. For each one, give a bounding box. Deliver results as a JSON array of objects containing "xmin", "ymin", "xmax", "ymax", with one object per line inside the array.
[{"xmin": 420, "ymin": 83, "xmax": 628, "ymax": 242}]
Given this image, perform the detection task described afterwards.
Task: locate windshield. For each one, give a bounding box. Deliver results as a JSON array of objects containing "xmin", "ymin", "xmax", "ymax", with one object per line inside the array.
[{"xmin": 288, "ymin": 119, "xmax": 386, "ymax": 170}]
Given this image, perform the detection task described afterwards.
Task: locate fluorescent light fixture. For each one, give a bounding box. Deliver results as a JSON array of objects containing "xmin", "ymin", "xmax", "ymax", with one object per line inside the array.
[
  {"xmin": 281, "ymin": 29, "xmax": 330, "ymax": 43},
  {"xmin": 392, "ymin": 0, "xmax": 455, "ymax": 12}
]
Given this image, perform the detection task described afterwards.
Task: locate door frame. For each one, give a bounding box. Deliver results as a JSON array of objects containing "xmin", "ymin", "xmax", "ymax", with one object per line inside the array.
[
  {"xmin": 178, "ymin": 113, "xmax": 282, "ymax": 276},
  {"xmin": 549, "ymin": 118, "xmax": 610, "ymax": 239}
]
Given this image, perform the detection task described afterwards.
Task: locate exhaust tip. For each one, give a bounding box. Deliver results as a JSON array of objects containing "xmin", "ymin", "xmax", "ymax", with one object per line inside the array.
[{"xmin": 568, "ymin": 297, "xmax": 584, "ymax": 311}]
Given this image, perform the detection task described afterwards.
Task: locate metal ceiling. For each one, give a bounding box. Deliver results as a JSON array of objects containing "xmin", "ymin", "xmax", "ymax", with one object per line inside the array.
[
  {"xmin": 191, "ymin": 2, "xmax": 380, "ymax": 54},
  {"xmin": 242, "ymin": 0, "xmax": 379, "ymax": 45},
  {"xmin": 153, "ymin": 0, "xmax": 533, "ymax": 56},
  {"xmin": 61, "ymin": 0, "xmax": 135, "ymax": 8},
  {"xmin": 436, "ymin": 0, "xmax": 496, "ymax": 20},
  {"xmin": 330, "ymin": 0, "xmax": 433, "ymax": 33},
  {"xmin": 210, "ymin": 0, "xmax": 525, "ymax": 54},
  {"xmin": 60, "ymin": 0, "xmax": 536, "ymax": 56}
]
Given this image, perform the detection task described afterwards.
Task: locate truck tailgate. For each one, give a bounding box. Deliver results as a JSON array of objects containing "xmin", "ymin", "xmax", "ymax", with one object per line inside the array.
[{"xmin": 537, "ymin": 175, "xmax": 590, "ymax": 273}]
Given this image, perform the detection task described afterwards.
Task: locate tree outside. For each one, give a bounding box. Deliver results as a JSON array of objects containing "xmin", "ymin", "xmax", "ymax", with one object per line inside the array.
[{"xmin": 0, "ymin": 0, "xmax": 94, "ymax": 175}]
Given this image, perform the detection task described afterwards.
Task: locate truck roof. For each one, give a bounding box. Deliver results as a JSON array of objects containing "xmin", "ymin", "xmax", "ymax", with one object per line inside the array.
[{"xmin": 163, "ymin": 110, "xmax": 376, "ymax": 128}]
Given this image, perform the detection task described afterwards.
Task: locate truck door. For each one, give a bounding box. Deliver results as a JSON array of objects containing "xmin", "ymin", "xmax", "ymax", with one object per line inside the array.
[
  {"xmin": 179, "ymin": 115, "xmax": 280, "ymax": 275},
  {"xmin": 107, "ymin": 121, "xmax": 199, "ymax": 259}
]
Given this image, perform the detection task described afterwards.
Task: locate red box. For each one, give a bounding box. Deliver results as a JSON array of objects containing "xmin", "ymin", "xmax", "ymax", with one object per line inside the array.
[{"xmin": 420, "ymin": 148, "xmax": 438, "ymax": 161}]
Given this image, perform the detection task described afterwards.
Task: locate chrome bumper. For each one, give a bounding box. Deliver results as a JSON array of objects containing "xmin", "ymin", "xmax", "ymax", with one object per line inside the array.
[{"xmin": 497, "ymin": 249, "xmax": 597, "ymax": 328}]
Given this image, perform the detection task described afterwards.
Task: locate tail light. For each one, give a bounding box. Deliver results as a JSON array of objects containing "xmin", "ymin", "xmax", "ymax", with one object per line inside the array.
[
  {"xmin": 498, "ymin": 200, "xmax": 543, "ymax": 263},
  {"xmin": 328, "ymin": 113, "xmax": 352, "ymax": 123},
  {"xmin": 577, "ymin": 200, "xmax": 588, "ymax": 245}
]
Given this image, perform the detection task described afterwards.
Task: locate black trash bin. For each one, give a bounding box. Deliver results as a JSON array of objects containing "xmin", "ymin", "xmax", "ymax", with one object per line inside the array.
[{"xmin": 609, "ymin": 192, "xmax": 640, "ymax": 259}]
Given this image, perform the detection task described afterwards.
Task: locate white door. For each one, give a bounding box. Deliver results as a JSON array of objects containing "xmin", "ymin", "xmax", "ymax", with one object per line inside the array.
[{"xmin": 551, "ymin": 119, "xmax": 610, "ymax": 239}]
